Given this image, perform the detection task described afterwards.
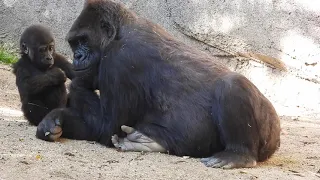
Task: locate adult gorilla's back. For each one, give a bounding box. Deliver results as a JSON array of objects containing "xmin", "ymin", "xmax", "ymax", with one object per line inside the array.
[{"xmin": 37, "ymin": 0, "xmax": 281, "ymax": 169}]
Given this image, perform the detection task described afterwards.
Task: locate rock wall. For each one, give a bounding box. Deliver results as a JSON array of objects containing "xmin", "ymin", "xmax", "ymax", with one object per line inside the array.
[{"xmin": 0, "ymin": 0, "xmax": 319, "ymax": 119}]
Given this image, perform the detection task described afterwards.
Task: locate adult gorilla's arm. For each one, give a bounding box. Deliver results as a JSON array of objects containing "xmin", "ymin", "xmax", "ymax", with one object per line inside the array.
[
  {"xmin": 53, "ymin": 54, "xmax": 75, "ymax": 80},
  {"xmin": 36, "ymin": 78, "xmax": 103, "ymax": 142}
]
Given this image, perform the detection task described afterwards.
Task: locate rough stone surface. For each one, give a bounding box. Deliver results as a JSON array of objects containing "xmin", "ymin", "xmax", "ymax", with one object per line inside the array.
[{"xmin": 0, "ymin": 0, "xmax": 319, "ymax": 119}]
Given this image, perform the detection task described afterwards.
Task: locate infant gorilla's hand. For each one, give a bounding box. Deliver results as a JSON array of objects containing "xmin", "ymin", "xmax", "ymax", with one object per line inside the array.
[
  {"xmin": 36, "ymin": 108, "xmax": 65, "ymax": 141},
  {"xmin": 48, "ymin": 67, "xmax": 67, "ymax": 84}
]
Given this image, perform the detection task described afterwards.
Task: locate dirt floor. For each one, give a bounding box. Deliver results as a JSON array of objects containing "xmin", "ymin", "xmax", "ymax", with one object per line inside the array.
[{"xmin": 0, "ymin": 64, "xmax": 319, "ymax": 180}]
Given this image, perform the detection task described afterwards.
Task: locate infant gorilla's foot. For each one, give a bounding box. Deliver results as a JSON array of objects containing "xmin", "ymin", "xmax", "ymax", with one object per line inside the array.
[
  {"xmin": 36, "ymin": 110, "xmax": 64, "ymax": 142},
  {"xmin": 201, "ymin": 151, "xmax": 257, "ymax": 169},
  {"xmin": 111, "ymin": 125, "xmax": 166, "ymax": 152}
]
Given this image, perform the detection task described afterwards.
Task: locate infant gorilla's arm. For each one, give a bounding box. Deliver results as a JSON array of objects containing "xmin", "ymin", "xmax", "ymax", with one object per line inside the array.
[{"xmin": 15, "ymin": 66, "xmax": 66, "ymax": 95}]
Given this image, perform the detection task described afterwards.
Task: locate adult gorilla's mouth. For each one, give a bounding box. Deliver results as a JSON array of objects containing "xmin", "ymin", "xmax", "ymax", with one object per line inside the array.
[
  {"xmin": 72, "ymin": 60, "xmax": 90, "ymax": 72},
  {"xmin": 73, "ymin": 66, "xmax": 94, "ymax": 77},
  {"xmin": 73, "ymin": 67, "xmax": 89, "ymax": 72}
]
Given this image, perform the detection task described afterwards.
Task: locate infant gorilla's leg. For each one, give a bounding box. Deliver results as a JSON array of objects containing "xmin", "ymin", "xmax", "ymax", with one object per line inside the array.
[
  {"xmin": 23, "ymin": 100, "xmax": 50, "ymax": 126},
  {"xmin": 111, "ymin": 125, "xmax": 166, "ymax": 152}
]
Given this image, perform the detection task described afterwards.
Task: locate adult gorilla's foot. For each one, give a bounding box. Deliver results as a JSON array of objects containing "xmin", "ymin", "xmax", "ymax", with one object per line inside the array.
[
  {"xmin": 111, "ymin": 125, "xmax": 166, "ymax": 152},
  {"xmin": 36, "ymin": 109, "xmax": 64, "ymax": 141},
  {"xmin": 201, "ymin": 151, "xmax": 257, "ymax": 169}
]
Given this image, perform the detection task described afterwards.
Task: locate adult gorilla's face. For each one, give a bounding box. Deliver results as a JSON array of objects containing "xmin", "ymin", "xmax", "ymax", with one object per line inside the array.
[{"xmin": 66, "ymin": 1, "xmax": 117, "ymax": 74}]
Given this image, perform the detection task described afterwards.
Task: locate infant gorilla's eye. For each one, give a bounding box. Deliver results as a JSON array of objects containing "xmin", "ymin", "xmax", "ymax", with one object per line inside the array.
[
  {"xmin": 48, "ymin": 46, "xmax": 54, "ymax": 51},
  {"xmin": 39, "ymin": 47, "xmax": 46, "ymax": 53}
]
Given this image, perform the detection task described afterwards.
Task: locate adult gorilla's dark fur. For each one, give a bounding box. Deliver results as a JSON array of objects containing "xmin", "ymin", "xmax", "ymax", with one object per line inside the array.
[
  {"xmin": 13, "ymin": 25, "xmax": 74, "ymax": 126},
  {"xmin": 37, "ymin": 0, "xmax": 281, "ymax": 169}
]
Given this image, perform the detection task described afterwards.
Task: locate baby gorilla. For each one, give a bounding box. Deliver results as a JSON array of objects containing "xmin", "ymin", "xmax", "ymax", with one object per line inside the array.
[{"xmin": 13, "ymin": 24, "xmax": 74, "ymax": 126}]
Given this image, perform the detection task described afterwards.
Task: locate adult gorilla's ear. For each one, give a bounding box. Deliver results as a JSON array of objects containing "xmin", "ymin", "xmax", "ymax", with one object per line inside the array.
[
  {"xmin": 100, "ymin": 20, "xmax": 116, "ymax": 40},
  {"xmin": 99, "ymin": 16, "xmax": 118, "ymax": 48}
]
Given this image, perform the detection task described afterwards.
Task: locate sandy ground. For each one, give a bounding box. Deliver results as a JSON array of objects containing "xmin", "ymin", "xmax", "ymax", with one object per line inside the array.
[{"xmin": 0, "ymin": 64, "xmax": 319, "ymax": 180}]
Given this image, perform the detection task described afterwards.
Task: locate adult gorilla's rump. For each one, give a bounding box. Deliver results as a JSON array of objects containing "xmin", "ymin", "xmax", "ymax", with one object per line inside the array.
[{"xmin": 37, "ymin": 0, "xmax": 281, "ymax": 169}]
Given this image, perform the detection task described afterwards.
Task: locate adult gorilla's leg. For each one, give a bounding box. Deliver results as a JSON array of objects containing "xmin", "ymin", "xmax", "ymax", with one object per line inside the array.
[
  {"xmin": 111, "ymin": 107, "xmax": 214, "ymax": 155},
  {"xmin": 36, "ymin": 79, "xmax": 102, "ymax": 142},
  {"xmin": 201, "ymin": 73, "xmax": 269, "ymax": 169},
  {"xmin": 111, "ymin": 125, "xmax": 166, "ymax": 152},
  {"xmin": 111, "ymin": 110, "xmax": 170, "ymax": 153}
]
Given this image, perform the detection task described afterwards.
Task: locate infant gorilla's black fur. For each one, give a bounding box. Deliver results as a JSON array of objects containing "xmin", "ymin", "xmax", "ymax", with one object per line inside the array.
[
  {"xmin": 37, "ymin": 0, "xmax": 281, "ymax": 169},
  {"xmin": 13, "ymin": 25, "xmax": 74, "ymax": 126}
]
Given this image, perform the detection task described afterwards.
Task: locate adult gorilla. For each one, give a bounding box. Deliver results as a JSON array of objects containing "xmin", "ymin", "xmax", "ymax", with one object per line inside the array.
[{"xmin": 37, "ymin": 0, "xmax": 281, "ymax": 169}]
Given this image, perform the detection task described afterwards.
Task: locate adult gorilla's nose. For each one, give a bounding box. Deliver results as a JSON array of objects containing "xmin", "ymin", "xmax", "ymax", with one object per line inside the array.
[
  {"xmin": 74, "ymin": 53, "xmax": 82, "ymax": 59},
  {"xmin": 74, "ymin": 53, "xmax": 86, "ymax": 62}
]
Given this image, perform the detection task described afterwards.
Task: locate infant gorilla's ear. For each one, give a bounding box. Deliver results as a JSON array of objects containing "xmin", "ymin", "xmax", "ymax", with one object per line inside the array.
[{"xmin": 21, "ymin": 43, "xmax": 29, "ymax": 55}]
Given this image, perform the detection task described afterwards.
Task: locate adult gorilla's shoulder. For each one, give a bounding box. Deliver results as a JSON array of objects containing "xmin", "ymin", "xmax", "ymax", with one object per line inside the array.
[{"xmin": 37, "ymin": 0, "xmax": 281, "ymax": 169}]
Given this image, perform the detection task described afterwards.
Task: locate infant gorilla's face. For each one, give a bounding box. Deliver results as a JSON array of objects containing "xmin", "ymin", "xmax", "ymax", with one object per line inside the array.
[
  {"xmin": 35, "ymin": 42, "xmax": 55, "ymax": 68},
  {"xmin": 20, "ymin": 25, "xmax": 56, "ymax": 70}
]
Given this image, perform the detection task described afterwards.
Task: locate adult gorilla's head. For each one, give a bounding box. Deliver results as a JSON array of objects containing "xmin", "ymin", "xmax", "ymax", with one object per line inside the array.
[{"xmin": 66, "ymin": 0, "xmax": 128, "ymax": 75}]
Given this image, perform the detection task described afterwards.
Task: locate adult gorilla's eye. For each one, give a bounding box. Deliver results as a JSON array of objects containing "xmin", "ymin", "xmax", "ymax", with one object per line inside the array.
[
  {"xmin": 77, "ymin": 38, "xmax": 90, "ymax": 53},
  {"xmin": 68, "ymin": 36, "xmax": 88, "ymax": 51},
  {"xmin": 68, "ymin": 39, "xmax": 77, "ymax": 47},
  {"xmin": 78, "ymin": 37, "xmax": 89, "ymax": 47},
  {"xmin": 80, "ymin": 42, "xmax": 90, "ymax": 51}
]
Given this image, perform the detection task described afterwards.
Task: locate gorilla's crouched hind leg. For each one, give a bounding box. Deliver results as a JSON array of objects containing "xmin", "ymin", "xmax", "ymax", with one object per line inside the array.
[
  {"xmin": 201, "ymin": 152, "xmax": 257, "ymax": 169},
  {"xmin": 201, "ymin": 73, "xmax": 280, "ymax": 169},
  {"xmin": 111, "ymin": 125, "xmax": 166, "ymax": 152}
]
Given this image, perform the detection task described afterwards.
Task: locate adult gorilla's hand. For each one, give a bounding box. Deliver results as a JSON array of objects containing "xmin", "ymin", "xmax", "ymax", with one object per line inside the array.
[
  {"xmin": 72, "ymin": 70, "xmax": 99, "ymax": 90},
  {"xmin": 36, "ymin": 108, "xmax": 65, "ymax": 141},
  {"xmin": 36, "ymin": 106, "xmax": 93, "ymax": 141},
  {"xmin": 36, "ymin": 76, "xmax": 97, "ymax": 142}
]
